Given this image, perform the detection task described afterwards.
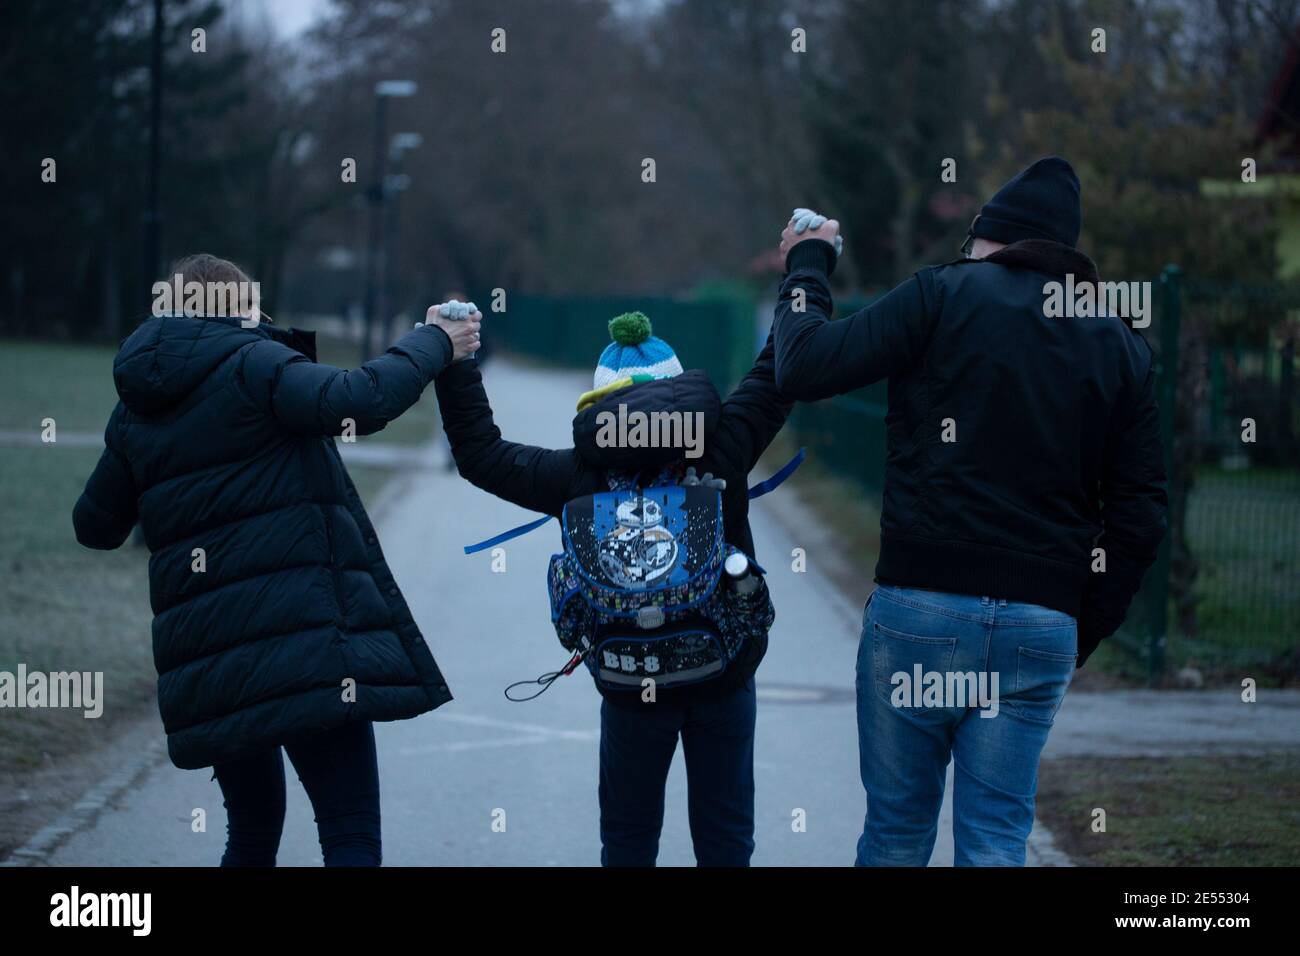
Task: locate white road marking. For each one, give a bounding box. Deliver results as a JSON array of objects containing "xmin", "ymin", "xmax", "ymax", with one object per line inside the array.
[
  {"xmin": 396, "ymin": 734, "xmax": 557, "ymax": 756},
  {"xmin": 436, "ymin": 712, "xmax": 598, "ymax": 741}
]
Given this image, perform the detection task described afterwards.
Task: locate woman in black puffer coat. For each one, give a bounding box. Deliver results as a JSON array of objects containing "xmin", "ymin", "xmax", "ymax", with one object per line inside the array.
[{"xmin": 73, "ymin": 255, "xmax": 480, "ymax": 866}]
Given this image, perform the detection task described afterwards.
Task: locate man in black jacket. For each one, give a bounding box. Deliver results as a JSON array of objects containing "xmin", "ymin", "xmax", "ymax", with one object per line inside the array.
[
  {"xmin": 772, "ymin": 157, "xmax": 1168, "ymax": 866},
  {"xmin": 435, "ymin": 313, "xmax": 792, "ymax": 866}
]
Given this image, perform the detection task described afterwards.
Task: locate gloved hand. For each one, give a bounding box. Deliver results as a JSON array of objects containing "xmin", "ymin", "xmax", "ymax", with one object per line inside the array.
[
  {"xmin": 416, "ymin": 300, "xmax": 482, "ymax": 361},
  {"xmin": 441, "ymin": 301, "xmax": 477, "ymax": 321},
  {"xmin": 791, "ymin": 208, "xmax": 843, "ymax": 256},
  {"xmin": 683, "ymin": 467, "xmax": 726, "ymax": 491}
]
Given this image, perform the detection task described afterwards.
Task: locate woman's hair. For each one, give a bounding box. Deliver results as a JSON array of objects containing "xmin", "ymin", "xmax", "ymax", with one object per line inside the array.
[
  {"xmin": 168, "ymin": 253, "xmax": 252, "ymax": 287},
  {"xmin": 164, "ymin": 253, "xmax": 269, "ymax": 322}
]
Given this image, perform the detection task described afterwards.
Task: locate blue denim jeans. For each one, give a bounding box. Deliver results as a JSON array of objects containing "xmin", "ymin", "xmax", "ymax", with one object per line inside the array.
[
  {"xmin": 213, "ymin": 720, "xmax": 381, "ymax": 867},
  {"xmin": 856, "ymin": 585, "xmax": 1076, "ymax": 867},
  {"xmin": 599, "ymin": 679, "xmax": 756, "ymax": 867}
]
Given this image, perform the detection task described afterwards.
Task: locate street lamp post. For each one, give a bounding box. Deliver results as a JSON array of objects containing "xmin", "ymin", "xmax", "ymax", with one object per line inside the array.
[
  {"xmin": 360, "ymin": 80, "xmax": 416, "ymax": 365},
  {"xmin": 142, "ymin": 0, "xmax": 165, "ymax": 327},
  {"xmin": 383, "ymin": 132, "xmax": 422, "ymax": 346}
]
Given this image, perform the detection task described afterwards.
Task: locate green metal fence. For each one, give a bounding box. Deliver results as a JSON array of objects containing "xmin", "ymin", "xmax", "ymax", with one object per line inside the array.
[{"xmin": 1142, "ymin": 271, "xmax": 1300, "ymax": 681}]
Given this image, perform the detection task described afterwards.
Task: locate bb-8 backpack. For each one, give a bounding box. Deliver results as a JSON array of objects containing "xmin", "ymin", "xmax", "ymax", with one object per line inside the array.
[{"xmin": 465, "ymin": 451, "xmax": 803, "ymax": 698}]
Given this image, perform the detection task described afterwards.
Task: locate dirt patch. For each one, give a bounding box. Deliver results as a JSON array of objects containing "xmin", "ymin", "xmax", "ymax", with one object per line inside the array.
[{"xmin": 1036, "ymin": 753, "xmax": 1300, "ymax": 866}]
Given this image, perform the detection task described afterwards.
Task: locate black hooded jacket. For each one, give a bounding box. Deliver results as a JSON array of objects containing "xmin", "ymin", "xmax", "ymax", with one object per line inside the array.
[
  {"xmin": 433, "ymin": 338, "xmax": 792, "ymax": 701},
  {"xmin": 73, "ymin": 314, "xmax": 456, "ymax": 769},
  {"xmin": 774, "ymin": 239, "xmax": 1168, "ymax": 665}
]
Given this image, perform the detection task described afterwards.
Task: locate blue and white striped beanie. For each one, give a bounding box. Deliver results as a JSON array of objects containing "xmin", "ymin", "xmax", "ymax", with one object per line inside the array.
[{"xmin": 593, "ymin": 312, "xmax": 683, "ymax": 390}]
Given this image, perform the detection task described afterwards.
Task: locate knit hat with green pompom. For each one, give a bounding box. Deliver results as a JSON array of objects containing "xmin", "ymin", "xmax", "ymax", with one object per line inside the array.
[{"xmin": 592, "ymin": 311, "xmax": 683, "ymax": 389}]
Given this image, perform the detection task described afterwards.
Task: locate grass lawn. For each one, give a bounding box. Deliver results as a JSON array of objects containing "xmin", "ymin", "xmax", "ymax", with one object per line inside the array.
[
  {"xmin": 1036, "ymin": 753, "xmax": 1300, "ymax": 866},
  {"xmin": 1, "ymin": 341, "xmax": 157, "ymax": 786},
  {"xmin": 0, "ymin": 340, "xmax": 127, "ymax": 433},
  {"xmin": 0, "ymin": 335, "xmax": 433, "ymax": 849},
  {"xmin": 0, "ymin": 444, "xmax": 158, "ymax": 768}
]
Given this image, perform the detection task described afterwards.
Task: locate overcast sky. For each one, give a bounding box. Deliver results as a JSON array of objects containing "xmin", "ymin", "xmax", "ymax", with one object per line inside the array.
[
  {"xmin": 251, "ymin": 0, "xmax": 329, "ymax": 37},
  {"xmin": 249, "ymin": 0, "xmax": 664, "ymax": 37}
]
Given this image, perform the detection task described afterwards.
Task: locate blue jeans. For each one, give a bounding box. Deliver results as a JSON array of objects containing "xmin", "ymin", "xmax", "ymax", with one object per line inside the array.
[
  {"xmin": 856, "ymin": 585, "xmax": 1076, "ymax": 867},
  {"xmin": 599, "ymin": 680, "xmax": 756, "ymax": 867},
  {"xmin": 213, "ymin": 720, "xmax": 382, "ymax": 867}
]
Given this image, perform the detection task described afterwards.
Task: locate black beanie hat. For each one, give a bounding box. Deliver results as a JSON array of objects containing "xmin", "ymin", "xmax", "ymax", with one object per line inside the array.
[{"xmin": 970, "ymin": 156, "xmax": 1081, "ymax": 248}]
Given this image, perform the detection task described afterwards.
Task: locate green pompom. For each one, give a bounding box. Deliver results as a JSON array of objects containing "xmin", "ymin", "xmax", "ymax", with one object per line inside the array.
[{"xmin": 608, "ymin": 311, "xmax": 652, "ymax": 346}]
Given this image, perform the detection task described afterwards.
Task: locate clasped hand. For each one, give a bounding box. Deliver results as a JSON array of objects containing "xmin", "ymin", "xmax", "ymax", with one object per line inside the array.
[
  {"xmin": 779, "ymin": 207, "xmax": 842, "ymax": 261},
  {"xmin": 416, "ymin": 300, "xmax": 482, "ymax": 361}
]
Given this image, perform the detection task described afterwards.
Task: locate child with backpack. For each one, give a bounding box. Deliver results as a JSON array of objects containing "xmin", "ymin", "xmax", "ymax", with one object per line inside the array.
[{"xmin": 434, "ymin": 311, "xmax": 794, "ymax": 866}]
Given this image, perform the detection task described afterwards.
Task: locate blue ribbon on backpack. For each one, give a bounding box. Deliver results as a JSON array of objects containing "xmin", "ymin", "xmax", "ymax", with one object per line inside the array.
[
  {"xmin": 462, "ymin": 448, "xmax": 806, "ymax": 555},
  {"xmin": 463, "ymin": 513, "xmax": 555, "ymax": 555},
  {"xmin": 746, "ymin": 447, "xmax": 805, "ymax": 500}
]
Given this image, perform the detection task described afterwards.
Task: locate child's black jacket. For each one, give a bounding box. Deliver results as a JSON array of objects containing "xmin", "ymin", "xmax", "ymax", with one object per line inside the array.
[{"xmin": 434, "ymin": 336, "xmax": 792, "ymax": 703}]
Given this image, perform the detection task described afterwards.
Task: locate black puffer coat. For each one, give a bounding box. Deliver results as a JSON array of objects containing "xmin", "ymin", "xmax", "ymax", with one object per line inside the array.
[{"xmin": 73, "ymin": 315, "xmax": 455, "ymax": 769}]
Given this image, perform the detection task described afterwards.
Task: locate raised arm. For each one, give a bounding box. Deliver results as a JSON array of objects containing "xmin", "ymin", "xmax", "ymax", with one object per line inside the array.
[
  {"xmin": 433, "ymin": 359, "xmax": 587, "ymax": 517},
  {"xmin": 773, "ymin": 238, "xmax": 939, "ymax": 400},
  {"xmin": 712, "ymin": 331, "xmax": 794, "ymax": 475},
  {"xmin": 240, "ymin": 308, "xmax": 478, "ymax": 437}
]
